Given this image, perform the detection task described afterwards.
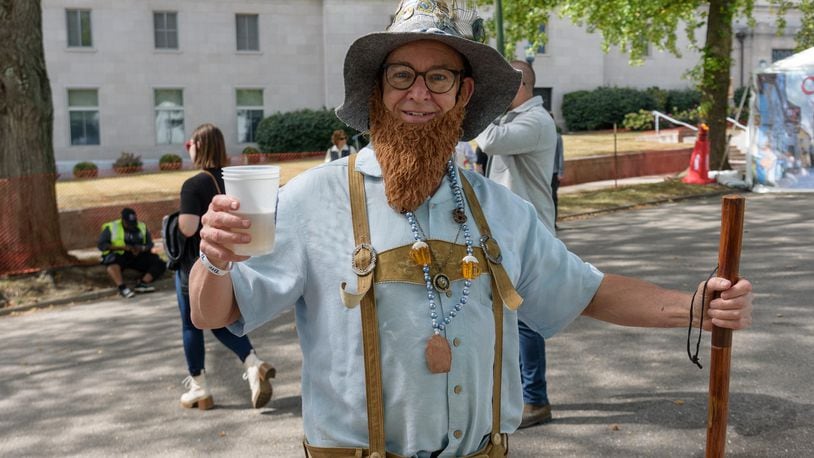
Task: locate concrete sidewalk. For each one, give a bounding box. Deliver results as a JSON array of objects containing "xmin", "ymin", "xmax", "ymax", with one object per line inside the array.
[{"xmin": 1, "ymin": 193, "xmax": 811, "ymax": 457}]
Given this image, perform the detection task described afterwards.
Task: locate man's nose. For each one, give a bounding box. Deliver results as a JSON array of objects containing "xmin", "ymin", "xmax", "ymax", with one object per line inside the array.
[{"xmin": 405, "ymin": 75, "xmax": 432, "ymax": 99}]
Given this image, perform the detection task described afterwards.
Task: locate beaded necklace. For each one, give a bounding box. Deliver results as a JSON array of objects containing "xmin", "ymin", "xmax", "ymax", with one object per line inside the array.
[{"xmin": 404, "ymin": 159, "xmax": 481, "ymax": 373}]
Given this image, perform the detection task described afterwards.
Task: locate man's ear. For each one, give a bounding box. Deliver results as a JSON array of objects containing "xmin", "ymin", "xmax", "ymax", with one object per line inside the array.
[{"xmin": 458, "ymin": 77, "xmax": 475, "ymax": 106}]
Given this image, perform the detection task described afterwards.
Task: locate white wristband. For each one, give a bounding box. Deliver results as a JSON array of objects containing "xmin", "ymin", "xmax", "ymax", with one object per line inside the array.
[{"xmin": 199, "ymin": 252, "xmax": 232, "ymax": 276}]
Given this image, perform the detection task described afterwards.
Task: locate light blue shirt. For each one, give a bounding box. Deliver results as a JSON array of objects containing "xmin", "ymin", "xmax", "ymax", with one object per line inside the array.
[{"xmin": 228, "ymin": 147, "xmax": 603, "ymax": 457}]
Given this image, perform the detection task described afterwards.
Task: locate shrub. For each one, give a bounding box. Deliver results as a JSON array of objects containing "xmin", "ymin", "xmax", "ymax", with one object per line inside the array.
[
  {"xmin": 241, "ymin": 146, "xmax": 261, "ymax": 155},
  {"xmin": 673, "ymin": 107, "xmax": 700, "ymax": 126},
  {"xmin": 622, "ymin": 109, "xmax": 655, "ymax": 131},
  {"xmin": 72, "ymin": 161, "xmax": 98, "ymax": 178},
  {"xmin": 159, "ymin": 153, "xmax": 182, "ymax": 171},
  {"xmin": 731, "ymin": 86, "xmax": 751, "ymax": 123},
  {"xmin": 113, "ymin": 151, "xmax": 143, "ymax": 174},
  {"xmin": 665, "ymin": 89, "xmax": 701, "ymax": 113},
  {"xmin": 255, "ymin": 108, "xmax": 358, "ymax": 153},
  {"xmin": 644, "ymin": 87, "xmax": 669, "ymax": 113},
  {"xmin": 114, "ymin": 151, "xmax": 142, "ymax": 168},
  {"xmin": 159, "ymin": 153, "xmax": 182, "ymax": 164},
  {"xmin": 562, "ymin": 87, "xmax": 657, "ymax": 131}
]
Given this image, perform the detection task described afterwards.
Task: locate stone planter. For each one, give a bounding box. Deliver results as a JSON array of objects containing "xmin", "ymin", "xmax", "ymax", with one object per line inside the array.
[
  {"xmin": 159, "ymin": 162, "xmax": 182, "ymax": 171},
  {"xmin": 242, "ymin": 153, "xmax": 264, "ymax": 164},
  {"xmin": 114, "ymin": 165, "xmax": 143, "ymax": 175},
  {"xmin": 73, "ymin": 169, "xmax": 98, "ymax": 179}
]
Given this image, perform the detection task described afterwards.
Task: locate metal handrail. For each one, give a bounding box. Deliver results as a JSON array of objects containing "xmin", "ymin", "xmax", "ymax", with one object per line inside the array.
[
  {"xmin": 652, "ymin": 111, "xmax": 698, "ymax": 134},
  {"xmin": 726, "ymin": 117, "xmax": 747, "ymax": 131},
  {"xmin": 652, "ymin": 110, "xmax": 748, "ymax": 134}
]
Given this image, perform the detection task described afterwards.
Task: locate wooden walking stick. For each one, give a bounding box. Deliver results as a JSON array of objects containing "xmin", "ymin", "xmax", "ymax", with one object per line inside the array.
[{"xmin": 705, "ymin": 194, "xmax": 745, "ymax": 458}]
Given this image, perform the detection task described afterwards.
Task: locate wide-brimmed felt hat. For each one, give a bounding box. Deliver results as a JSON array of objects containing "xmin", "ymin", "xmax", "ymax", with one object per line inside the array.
[{"xmin": 336, "ymin": 0, "xmax": 521, "ymax": 141}]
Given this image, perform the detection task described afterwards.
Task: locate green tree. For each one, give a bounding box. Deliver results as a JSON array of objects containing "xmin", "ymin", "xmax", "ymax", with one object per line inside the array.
[
  {"xmin": 795, "ymin": 0, "xmax": 814, "ymax": 51},
  {"xmin": 0, "ymin": 0, "xmax": 74, "ymax": 274},
  {"xmin": 478, "ymin": 0, "xmax": 800, "ymax": 170}
]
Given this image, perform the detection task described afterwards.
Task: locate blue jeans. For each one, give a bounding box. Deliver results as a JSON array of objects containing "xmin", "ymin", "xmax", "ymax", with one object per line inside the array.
[
  {"xmin": 175, "ymin": 271, "xmax": 253, "ymax": 376},
  {"xmin": 518, "ymin": 319, "xmax": 549, "ymax": 406}
]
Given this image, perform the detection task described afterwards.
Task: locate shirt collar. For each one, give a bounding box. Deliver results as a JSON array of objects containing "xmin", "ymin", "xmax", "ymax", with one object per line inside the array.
[
  {"xmin": 355, "ymin": 145, "xmax": 382, "ymax": 178},
  {"xmin": 510, "ymin": 95, "xmax": 543, "ymax": 114}
]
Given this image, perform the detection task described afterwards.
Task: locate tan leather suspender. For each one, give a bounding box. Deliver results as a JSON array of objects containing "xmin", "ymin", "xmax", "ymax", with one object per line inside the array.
[{"xmin": 347, "ymin": 154, "xmax": 387, "ymax": 456}]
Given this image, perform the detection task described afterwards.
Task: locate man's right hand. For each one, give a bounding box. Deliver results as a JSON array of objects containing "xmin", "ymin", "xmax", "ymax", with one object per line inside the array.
[{"xmin": 198, "ymin": 195, "xmax": 252, "ymax": 268}]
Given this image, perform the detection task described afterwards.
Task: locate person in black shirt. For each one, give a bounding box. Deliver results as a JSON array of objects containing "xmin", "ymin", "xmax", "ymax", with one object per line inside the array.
[{"xmin": 175, "ymin": 123, "xmax": 274, "ymax": 411}]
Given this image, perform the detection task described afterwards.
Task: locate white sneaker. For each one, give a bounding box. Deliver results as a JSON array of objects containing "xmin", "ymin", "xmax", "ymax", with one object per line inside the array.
[
  {"xmin": 243, "ymin": 351, "xmax": 275, "ymax": 408},
  {"xmin": 180, "ymin": 372, "xmax": 214, "ymax": 410}
]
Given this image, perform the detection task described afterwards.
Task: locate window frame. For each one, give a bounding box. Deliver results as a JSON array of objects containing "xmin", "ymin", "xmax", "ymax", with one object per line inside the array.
[
  {"xmin": 66, "ymin": 9, "xmax": 93, "ymax": 48},
  {"xmin": 153, "ymin": 88, "xmax": 186, "ymax": 145},
  {"xmin": 67, "ymin": 88, "xmax": 100, "ymax": 146},
  {"xmin": 771, "ymin": 48, "xmax": 794, "ymax": 63},
  {"xmin": 236, "ymin": 88, "xmax": 264, "ymax": 144},
  {"xmin": 153, "ymin": 11, "xmax": 179, "ymax": 50},
  {"xmin": 235, "ymin": 14, "xmax": 260, "ymax": 52}
]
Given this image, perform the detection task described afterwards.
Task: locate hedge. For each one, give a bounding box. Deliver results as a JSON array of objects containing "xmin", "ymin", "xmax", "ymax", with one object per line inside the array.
[
  {"xmin": 562, "ymin": 87, "xmax": 657, "ymax": 131},
  {"xmin": 255, "ymin": 108, "xmax": 363, "ymax": 153},
  {"xmin": 562, "ymin": 86, "xmax": 701, "ymax": 132}
]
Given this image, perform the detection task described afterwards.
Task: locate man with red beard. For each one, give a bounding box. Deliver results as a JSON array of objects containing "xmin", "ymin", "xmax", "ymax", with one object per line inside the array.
[{"xmin": 189, "ymin": 1, "xmax": 752, "ymax": 456}]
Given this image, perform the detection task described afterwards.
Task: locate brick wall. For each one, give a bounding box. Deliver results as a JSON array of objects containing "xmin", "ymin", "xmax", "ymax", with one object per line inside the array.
[
  {"xmin": 60, "ymin": 199, "xmax": 179, "ymax": 251},
  {"xmin": 560, "ymin": 148, "xmax": 692, "ymax": 186}
]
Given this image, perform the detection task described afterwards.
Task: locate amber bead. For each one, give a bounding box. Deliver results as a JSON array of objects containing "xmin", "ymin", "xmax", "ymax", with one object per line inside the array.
[
  {"xmin": 410, "ymin": 240, "xmax": 432, "ymax": 265},
  {"xmin": 461, "ymin": 255, "xmax": 480, "ymax": 279}
]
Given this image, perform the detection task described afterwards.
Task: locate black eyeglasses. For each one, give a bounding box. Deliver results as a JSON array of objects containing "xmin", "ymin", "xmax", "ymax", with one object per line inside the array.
[{"xmin": 383, "ymin": 63, "xmax": 463, "ymax": 94}]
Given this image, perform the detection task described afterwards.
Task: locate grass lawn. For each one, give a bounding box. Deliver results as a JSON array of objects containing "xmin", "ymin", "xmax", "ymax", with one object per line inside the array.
[
  {"xmin": 55, "ymin": 131, "xmax": 705, "ymax": 213},
  {"xmin": 562, "ymin": 130, "xmax": 689, "ymax": 159}
]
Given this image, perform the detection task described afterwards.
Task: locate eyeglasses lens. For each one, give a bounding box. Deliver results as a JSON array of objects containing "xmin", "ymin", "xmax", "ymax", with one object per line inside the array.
[{"xmin": 385, "ymin": 64, "xmax": 459, "ymax": 94}]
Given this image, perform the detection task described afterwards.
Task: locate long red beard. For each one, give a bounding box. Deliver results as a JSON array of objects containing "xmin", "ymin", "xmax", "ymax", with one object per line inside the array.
[{"xmin": 369, "ymin": 88, "xmax": 466, "ymax": 213}]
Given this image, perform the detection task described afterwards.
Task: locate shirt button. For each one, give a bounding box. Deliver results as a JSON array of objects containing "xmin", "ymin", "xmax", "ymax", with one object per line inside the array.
[
  {"xmin": 453, "ymin": 430, "xmax": 463, "ymax": 439},
  {"xmin": 453, "ymin": 337, "xmax": 461, "ymax": 347},
  {"xmin": 454, "ymin": 385, "xmax": 463, "ymax": 394}
]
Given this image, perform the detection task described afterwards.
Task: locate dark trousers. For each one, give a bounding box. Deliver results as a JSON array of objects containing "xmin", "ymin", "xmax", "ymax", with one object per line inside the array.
[
  {"xmin": 518, "ymin": 319, "xmax": 549, "ymax": 405},
  {"xmin": 175, "ymin": 271, "xmax": 253, "ymax": 376}
]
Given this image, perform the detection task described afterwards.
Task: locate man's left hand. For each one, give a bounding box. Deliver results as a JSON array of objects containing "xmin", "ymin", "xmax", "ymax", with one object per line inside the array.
[{"xmin": 699, "ymin": 277, "xmax": 753, "ymax": 331}]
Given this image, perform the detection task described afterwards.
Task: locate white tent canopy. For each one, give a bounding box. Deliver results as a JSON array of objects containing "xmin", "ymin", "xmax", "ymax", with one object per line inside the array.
[{"xmin": 747, "ymin": 47, "xmax": 814, "ymax": 191}]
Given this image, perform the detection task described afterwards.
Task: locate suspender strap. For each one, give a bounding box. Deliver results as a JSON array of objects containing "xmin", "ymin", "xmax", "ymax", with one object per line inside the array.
[
  {"xmin": 489, "ymin": 274, "xmax": 506, "ymax": 449},
  {"xmin": 346, "ymin": 154, "xmax": 386, "ymax": 457},
  {"xmin": 459, "ymin": 175, "xmax": 523, "ymax": 311}
]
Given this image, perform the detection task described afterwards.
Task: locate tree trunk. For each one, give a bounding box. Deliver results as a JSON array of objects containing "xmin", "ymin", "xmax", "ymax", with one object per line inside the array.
[
  {"xmin": 0, "ymin": 0, "xmax": 75, "ymax": 275},
  {"xmin": 700, "ymin": 0, "xmax": 736, "ymax": 171}
]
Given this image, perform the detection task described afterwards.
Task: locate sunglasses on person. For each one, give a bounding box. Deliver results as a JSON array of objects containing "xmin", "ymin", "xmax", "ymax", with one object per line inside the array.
[{"xmin": 382, "ymin": 63, "xmax": 463, "ymax": 94}]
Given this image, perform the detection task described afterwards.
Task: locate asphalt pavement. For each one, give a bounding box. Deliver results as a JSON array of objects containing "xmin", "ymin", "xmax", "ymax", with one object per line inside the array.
[{"xmin": 1, "ymin": 192, "xmax": 812, "ymax": 457}]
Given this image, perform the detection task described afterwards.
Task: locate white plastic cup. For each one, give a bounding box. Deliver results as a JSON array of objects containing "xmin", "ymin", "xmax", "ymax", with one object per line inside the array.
[{"xmin": 222, "ymin": 165, "xmax": 280, "ymax": 256}]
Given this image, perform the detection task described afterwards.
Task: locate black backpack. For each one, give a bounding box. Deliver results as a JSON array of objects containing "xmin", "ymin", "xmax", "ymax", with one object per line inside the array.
[{"xmin": 161, "ymin": 211, "xmax": 184, "ymax": 271}]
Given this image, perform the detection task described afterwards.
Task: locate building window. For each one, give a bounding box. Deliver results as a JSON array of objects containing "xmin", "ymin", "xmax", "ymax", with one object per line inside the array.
[
  {"xmin": 532, "ymin": 87, "xmax": 553, "ymax": 112},
  {"xmin": 154, "ymin": 89, "xmax": 185, "ymax": 145},
  {"xmin": 236, "ymin": 14, "xmax": 259, "ymax": 51},
  {"xmin": 154, "ymin": 11, "xmax": 178, "ymax": 50},
  {"xmin": 68, "ymin": 89, "xmax": 100, "ymax": 145},
  {"xmin": 66, "ymin": 9, "xmax": 92, "ymax": 47},
  {"xmin": 237, "ymin": 89, "xmax": 264, "ymax": 143},
  {"xmin": 536, "ymin": 23, "xmax": 546, "ymax": 54},
  {"xmin": 771, "ymin": 48, "xmax": 794, "ymax": 63}
]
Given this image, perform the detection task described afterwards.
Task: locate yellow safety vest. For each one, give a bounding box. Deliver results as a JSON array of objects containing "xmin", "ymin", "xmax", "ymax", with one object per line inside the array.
[{"xmin": 101, "ymin": 219, "xmax": 147, "ymax": 255}]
